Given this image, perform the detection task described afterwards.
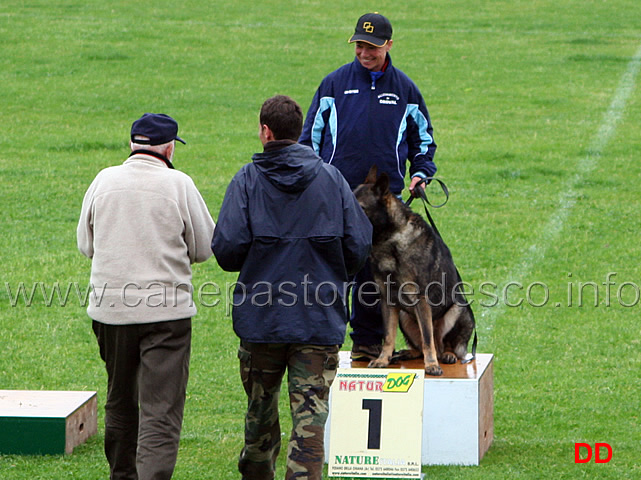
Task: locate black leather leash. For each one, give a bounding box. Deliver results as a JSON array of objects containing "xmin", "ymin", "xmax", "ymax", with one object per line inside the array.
[
  {"xmin": 405, "ymin": 177, "xmax": 449, "ymax": 237},
  {"xmin": 405, "ymin": 178, "xmax": 478, "ymax": 364}
]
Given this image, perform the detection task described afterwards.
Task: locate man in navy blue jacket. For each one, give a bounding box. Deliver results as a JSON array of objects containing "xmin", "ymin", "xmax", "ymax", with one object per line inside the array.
[
  {"xmin": 212, "ymin": 95, "xmax": 372, "ymax": 480},
  {"xmin": 300, "ymin": 12, "xmax": 438, "ymax": 361}
]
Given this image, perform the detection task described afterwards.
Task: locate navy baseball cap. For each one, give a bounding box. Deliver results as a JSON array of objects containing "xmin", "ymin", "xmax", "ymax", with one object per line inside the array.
[
  {"xmin": 348, "ymin": 13, "xmax": 393, "ymax": 47},
  {"xmin": 130, "ymin": 113, "xmax": 186, "ymax": 145}
]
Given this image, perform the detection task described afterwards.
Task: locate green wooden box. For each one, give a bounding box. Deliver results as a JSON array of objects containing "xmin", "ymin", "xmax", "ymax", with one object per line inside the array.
[{"xmin": 0, "ymin": 390, "xmax": 97, "ymax": 455}]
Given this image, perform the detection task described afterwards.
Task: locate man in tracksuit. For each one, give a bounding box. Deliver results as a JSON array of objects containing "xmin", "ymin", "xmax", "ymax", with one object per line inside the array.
[
  {"xmin": 299, "ymin": 12, "xmax": 438, "ymax": 361},
  {"xmin": 212, "ymin": 95, "xmax": 372, "ymax": 480}
]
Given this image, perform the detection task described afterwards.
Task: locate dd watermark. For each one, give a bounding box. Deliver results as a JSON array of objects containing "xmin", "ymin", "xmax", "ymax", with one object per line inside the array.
[{"xmin": 575, "ymin": 442, "xmax": 612, "ymax": 464}]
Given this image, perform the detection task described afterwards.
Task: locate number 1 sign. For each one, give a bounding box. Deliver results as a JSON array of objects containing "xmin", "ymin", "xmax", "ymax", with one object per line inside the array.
[{"xmin": 327, "ymin": 368, "xmax": 425, "ymax": 478}]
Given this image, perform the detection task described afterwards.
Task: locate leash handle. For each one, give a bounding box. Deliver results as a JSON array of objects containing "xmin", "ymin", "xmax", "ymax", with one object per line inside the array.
[
  {"xmin": 405, "ymin": 177, "xmax": 449, "ymax": 209},
  {"xmin": 405, "ymin": 177, "xmax": 447, "ymax": 239}
]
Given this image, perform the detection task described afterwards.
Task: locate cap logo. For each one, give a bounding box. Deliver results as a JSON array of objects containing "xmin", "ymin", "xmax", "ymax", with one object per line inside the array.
[{"xmin": 363, "ymin": 21, "xmax": 374, "ymax": 33}]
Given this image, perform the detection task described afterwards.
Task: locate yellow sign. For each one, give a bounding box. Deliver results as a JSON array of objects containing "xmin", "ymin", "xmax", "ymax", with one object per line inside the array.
[{"xmin": 327, "ymin": 368, "xmax": 424, "ymax": 478}]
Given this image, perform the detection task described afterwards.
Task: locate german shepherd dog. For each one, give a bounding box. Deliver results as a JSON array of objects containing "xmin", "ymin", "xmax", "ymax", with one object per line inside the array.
[{"xmin": 353, "ymin": 166, "xmax": 475, "ymax": 376}]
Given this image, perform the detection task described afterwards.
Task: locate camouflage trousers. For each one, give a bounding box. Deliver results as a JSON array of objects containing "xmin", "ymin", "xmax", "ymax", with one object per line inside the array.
[{"xmin": 237, "ymin": 341, "xmax": 339, "ymax": 480}]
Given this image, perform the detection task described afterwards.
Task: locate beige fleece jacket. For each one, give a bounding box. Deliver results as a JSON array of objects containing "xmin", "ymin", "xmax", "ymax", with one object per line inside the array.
[{"xmin": 77, "ymin": 153, "xmax": 215, "ymax": 324}]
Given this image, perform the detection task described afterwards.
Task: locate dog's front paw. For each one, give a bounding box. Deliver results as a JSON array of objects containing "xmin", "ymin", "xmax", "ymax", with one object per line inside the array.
[
  {"xmin": 368, "ymin": 356, "xmax": 391, "ymax": 368},
  {"xmin": 439, "ymin": 352, "xmax": 457, "ymax": 364},
  {"xmin": 425, "ymin": 364, "xmax": 443, "ymax": 376}
]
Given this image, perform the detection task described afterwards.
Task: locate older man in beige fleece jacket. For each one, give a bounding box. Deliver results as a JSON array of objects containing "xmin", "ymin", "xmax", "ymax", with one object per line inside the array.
[{"xmin": 77, "ymin": 113, "xmax": 215, "ymax": 480}]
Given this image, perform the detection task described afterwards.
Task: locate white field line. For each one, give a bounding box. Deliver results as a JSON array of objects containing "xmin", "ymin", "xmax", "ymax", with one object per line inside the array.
[{"xmin": 480, "ymin": 41, "xmax": 641, "ymax": 337}]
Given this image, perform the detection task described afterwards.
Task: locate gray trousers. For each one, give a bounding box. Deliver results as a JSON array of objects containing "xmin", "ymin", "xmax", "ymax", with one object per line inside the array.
[{"xmin": 92, "ymin": 319, "xmax": 191, "ymax": 480}]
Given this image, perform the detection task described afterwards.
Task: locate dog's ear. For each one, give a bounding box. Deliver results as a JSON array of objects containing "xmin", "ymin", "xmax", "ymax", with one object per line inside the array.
[
  {"xmin": 364, "ymin": 165, "xmax": 378, "ymax": 184},
  {"xmin": 373, "ymin": 172, "xmax": 390, "ymax": 196}
]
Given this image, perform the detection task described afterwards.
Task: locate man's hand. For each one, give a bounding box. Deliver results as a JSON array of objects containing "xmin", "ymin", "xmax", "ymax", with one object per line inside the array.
[{"xmin": 409, "ymin": 176, "xmax": 426, "ymax": 198}]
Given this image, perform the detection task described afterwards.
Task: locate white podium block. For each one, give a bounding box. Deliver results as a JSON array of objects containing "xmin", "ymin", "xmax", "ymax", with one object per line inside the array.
[
  {"xmin": 0, "ymin": 390, "xmax": 98, "ymax": 455},
  {"xmin": 326, "ymin": 352, "xmax": 493, "ymax": 467},
  {"xmin": 421, "ymin": 353, "xmax": 493, "ymax": 465}
]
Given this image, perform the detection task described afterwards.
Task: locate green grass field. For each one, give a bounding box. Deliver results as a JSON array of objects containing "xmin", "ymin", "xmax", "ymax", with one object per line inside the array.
[{"xmin": 1, "ymin": 0, "xmax": 640, "ymax": 478}]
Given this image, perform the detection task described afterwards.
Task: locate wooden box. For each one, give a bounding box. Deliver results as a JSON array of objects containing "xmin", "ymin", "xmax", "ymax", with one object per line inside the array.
[
  {"xmin": 419, "ymin": 353, "xmax": 494, "ymax": 465},
  {"xmin": 0, "ymin": 390, "xmax": 97, "ymax": 455},
  {"xmin": 326, "ymin": 352, "xmax": 494, "ymax": 466}
]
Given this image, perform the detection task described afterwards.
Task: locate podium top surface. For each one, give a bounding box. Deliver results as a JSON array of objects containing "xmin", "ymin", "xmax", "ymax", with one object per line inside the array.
[
  {"xmin": 0, "ymin": 390, "xmax": 97, "ymax": 418},
  {"xmin": 339, "ymin": 351, "xmax": 493, "ymax": 380}
]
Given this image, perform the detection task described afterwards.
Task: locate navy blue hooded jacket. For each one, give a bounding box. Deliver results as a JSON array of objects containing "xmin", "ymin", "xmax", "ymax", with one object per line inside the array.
[
  {"xmin": 299, "ymin": 55, "xmax": 437, "ymax": 194},
  {"xmin": 212, "ymin": 142, "xmax": 372, "ymax": 345}
]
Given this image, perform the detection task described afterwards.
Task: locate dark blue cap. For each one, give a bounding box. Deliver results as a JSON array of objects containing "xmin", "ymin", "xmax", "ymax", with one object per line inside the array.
[
  {"xmin": 130, "ymin": 113, "xmax": 186, "ymax": 145},
  {"xmin": 349, "ymin": 13, "xmax": 393, "ymax": 47}
]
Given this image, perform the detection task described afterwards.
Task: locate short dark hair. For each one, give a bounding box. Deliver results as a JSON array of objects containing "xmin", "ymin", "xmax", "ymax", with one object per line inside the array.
[{"xmin": 259, "ymin": 95, "xmax": 303, "ymax": 141}]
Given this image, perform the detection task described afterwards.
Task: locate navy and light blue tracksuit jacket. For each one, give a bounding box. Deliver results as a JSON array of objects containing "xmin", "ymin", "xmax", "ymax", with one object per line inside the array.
[{"xmin": 299, "ymin": 54, "xmax": 437, "ymax": 194}]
